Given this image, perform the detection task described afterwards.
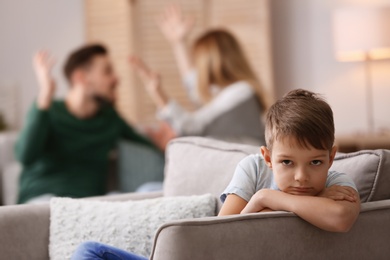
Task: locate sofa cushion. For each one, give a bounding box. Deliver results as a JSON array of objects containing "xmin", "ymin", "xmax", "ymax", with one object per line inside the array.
[
  {"xmin": 164, "ymin": 137, "xmax": 259, "ymax": 208},
  {"xmin": 330, "ymin": 150, "xmax": 390, "ymax": 202},
  {"xmin": 164, "ymin": 137, "xmax": 390, "ymax": 206},
  {"xmin": 49, "ymin": 194, "xmax": 216, "ymax": 259}
]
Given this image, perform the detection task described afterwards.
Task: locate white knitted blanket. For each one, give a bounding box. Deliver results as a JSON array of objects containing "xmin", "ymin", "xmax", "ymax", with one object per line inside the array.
[{"xmin": 49, "ymin": 194, "xmax": 216, "ymax": 259}]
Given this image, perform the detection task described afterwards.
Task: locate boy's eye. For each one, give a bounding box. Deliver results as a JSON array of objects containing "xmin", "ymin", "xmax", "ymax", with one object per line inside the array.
[
  {"xmin": 281, "ymin": 160, "xmax": 292, "ymax": 166},
  {"xmin": 311, "ymin": 160, "xmax": 322, "ymax": 166}
]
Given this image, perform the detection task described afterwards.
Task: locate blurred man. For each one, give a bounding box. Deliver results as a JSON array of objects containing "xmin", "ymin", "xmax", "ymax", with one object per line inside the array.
[{"xmin": 15, "ymin": 44, "xmax": 159, "ymax": 204}]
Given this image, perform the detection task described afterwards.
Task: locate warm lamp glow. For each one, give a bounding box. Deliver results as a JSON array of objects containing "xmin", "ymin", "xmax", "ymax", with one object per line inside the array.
[
  {"xmin": 332, "ymin": 6, "xmax": 390, "ymax": 133},
  {"xmin": 336, "ymin": 48, "xmax": 390, "ymax": 62},
  {"xmin": 333, "ymin": 7, "xmax": 390, "ymax": 62}
]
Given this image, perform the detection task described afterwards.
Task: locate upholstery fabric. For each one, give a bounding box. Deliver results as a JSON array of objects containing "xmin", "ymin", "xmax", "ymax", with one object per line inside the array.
[
  {"xmin": 164, "ymin": 137, "xmax": 390, "ymax": 207},
  {"xmin": 0, "ymin": 132, "xmax": 18, "ymax": 205},
  {"xmin": 0, "ymin": 204, "xmax": 50, "ymax": 260},
  {"xmin": 331, "ymin": 150, "xmax": 390, "ymax": 202},
  {"xmin": 0, "ymin": 192, "xmax": 163, "ymax": 260},
  {"xmin": 151, "ymin": 200, "xmax": 390, "ymax": 260},
  {"xmin": 0, "ymin": 137, "xmax": 390, "ymax": 260},
  {"xmin": 1, "ymin": 162, "xmax": 21, "ymax": 205},
  {"xmin": 164, "ymin": 137, "xmax": 259, "ymax": 209}
]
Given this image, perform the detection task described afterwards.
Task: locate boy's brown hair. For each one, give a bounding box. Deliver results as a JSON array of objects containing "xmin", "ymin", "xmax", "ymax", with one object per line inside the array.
[{"xmin": 265, "ymin": 89, "xmax": 335, "ymax": 151}]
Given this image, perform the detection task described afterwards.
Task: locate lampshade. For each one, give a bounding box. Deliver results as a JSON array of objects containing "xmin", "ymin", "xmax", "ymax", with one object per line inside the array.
[{"xmin": 332, "ymin": 7, "xmax": 390, "ymax": 62}]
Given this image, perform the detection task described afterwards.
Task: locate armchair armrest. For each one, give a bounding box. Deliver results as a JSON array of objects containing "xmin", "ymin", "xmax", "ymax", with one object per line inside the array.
[
  {"xmin": 0, "ymin": 203, "xmax": 50, "ymax": 260},
  {"xmin": 151, "ymin": 200, "xmax": 390, "ymax": 260}
]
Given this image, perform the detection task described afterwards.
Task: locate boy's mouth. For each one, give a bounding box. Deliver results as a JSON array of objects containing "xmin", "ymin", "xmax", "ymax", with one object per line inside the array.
[{"xmin": 289, "ymin": 187, "xmax": 313, "ymax": 193}]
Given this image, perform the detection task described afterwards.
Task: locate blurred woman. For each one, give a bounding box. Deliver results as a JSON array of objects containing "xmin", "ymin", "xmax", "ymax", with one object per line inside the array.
[{"xmin": 130, "ymin": 5, "xmax": 271, "ymax": 146}]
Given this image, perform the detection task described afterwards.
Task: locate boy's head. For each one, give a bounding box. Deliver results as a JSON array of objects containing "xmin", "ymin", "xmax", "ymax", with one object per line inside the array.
[
  {"xmin": 64, "ymin": 44, "xmax": 118, "ymax": 104},
  {"xmin": 261, "ymin": 89, "xmax": 337, "ymax": 196}
]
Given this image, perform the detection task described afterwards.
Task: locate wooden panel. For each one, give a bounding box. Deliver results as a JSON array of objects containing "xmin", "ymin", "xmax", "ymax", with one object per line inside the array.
[
  {"xmin": 84, "ymin": 0, "xmax": 273, "ymax": 125},
  {"xmin": 85, "ymin": 0, "xmax": 137, "ymax": 124},
  {"xmin": 209, "ymin": 0, "xmax": 274, "ymax": 98},
  {"xmin": 131, "ymin": 0, "xmax": 205, "ymax": 124}
]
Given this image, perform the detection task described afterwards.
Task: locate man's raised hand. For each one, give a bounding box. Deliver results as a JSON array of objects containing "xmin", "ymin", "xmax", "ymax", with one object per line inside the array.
[{"xmin": 33, "ymin": 51, "xmax": 56, "ymax": 110}]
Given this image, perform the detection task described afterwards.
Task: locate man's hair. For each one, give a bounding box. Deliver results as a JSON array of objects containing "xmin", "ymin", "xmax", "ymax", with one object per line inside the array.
[
  {"xmin": 63, "ymin": 44, "xmax": 107, "ymax": 82},
  {"xmin": 265, "ymin": 89, "xmax": 335, "ymax": 151}
]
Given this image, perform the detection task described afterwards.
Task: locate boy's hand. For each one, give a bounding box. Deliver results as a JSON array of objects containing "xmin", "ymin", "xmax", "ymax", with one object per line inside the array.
[
  {"xmin": 318, "ymin": 185, "xmax": 358, "ymax": 203},
  {"xmin": 241, "ymin": 189, "xmax": 272, "ymax": 214},
  {"xmin": 33, "ymin": 51, "xmax": 56, "ymax": 110}
]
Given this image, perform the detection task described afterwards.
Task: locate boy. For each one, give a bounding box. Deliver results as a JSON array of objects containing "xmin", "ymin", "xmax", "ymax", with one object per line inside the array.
[
  {"xmin": 72, "ymin": 89, "xmax": 360, "ymax": 259},
  {"xmin": 219, "ymin": 89, "xmax": 360, "ymax": 232}
]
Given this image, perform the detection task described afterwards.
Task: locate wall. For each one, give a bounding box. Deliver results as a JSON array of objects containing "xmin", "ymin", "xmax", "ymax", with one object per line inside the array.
[
  {"xmin": 270, "ymin": 0, "xmax": 390, "ymax": 135},
  {"xmin": 0, "ymin": 0, "xmax": 85, "ymax": 129},
  {"xmin": 2, "ymin": 0, "xmax": 389, "ymax": 134}
]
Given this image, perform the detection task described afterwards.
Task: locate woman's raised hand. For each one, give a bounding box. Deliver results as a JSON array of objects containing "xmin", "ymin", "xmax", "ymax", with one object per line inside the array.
[
  {"xmin": 157, "ymin": 4, "xmax": 194, "ymax": 44},
  {"xmin": 129, "ymin": 56, "xmax": 168, "ymax": 109},
  {"xmin": 33, "ymin": 50, "xmax": 56, "ymax": 110}
]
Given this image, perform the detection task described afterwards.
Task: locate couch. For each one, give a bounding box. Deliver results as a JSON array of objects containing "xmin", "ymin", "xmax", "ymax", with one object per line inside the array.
[
  {"xmin": 0, "ymin": 131, "xmax": 19, "ymax": 205},
  {"xmin": 1, "ymin": 137, "xmax": 390, "ymax": 259},
  {"xmin": 0, "ymin": 132, "xmax": 164, "ymax": 205}
]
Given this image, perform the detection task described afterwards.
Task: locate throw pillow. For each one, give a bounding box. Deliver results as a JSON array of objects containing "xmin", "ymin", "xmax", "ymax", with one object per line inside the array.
[{"xmin": 49, "ymin": 194, "xmax": 216, "ymax": 259}]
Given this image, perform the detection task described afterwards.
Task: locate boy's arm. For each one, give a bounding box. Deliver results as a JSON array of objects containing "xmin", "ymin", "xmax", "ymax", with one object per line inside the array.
[
  {"xmin": 218, "ymin": 194, "xmax": 278, "ymax": 216},
  {"xmin": 242, "ymin": 188, "xmax": 360, "ymax": 232},
  {"xmin": 218, "ymin": 194, "xmax": 248, "ymax": 216}
]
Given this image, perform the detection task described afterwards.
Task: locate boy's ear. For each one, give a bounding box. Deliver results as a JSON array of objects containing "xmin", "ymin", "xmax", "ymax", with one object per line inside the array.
[
  {"xmin": 328, "ymin": 146, "xmax": 338, "ymax": 167},
  {"xmin": 260, "ymin": 146, "xmax": 272, "ymax": 169}
]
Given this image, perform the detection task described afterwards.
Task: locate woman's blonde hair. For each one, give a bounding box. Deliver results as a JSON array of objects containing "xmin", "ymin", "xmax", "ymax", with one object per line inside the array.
[{"xmin": 192, "ymin": 29, "xmax": 270, "ymax": 111}]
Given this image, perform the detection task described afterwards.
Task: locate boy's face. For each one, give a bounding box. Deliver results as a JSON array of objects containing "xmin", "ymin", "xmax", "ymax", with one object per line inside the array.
[{"xmin": 261, "ymin": 137, "xmax": 337, "ymax": 196}]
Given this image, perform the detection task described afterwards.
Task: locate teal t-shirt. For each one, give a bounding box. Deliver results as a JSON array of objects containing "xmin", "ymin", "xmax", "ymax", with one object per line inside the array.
[{"xmin": 15, "ymin": 101, "xmax": 158, "ymax": 203}]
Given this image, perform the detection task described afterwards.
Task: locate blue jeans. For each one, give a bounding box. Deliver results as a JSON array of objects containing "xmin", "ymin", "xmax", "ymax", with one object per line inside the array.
[{"xmin": 71, "ymin": 241, "xmax": 148, "ymax": 260}]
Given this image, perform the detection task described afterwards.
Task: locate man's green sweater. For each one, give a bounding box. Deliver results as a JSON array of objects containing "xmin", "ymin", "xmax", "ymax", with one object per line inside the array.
[{"xmin": 15, "ymin": 101, "xmax": 157, "ymax": 204}]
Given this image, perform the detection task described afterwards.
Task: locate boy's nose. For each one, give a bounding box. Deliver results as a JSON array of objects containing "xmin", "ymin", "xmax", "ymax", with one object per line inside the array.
[{"xmin": 294, "ymin": 168, "xmax": 309, "ymax": 183}]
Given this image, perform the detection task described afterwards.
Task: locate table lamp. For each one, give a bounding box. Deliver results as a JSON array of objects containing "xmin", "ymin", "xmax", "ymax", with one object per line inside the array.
[{"xmin": 332, "ymin": 7, "xmax": 390, "ymax": 132}]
